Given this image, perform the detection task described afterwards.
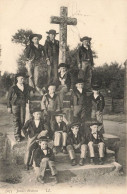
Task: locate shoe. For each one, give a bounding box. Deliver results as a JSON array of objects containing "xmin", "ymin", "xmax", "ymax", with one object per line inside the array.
[
  {"xmin": 53, "ymin": 147, "xmax": 57, "ymax": 154},
  {"xmin": 53, "ymin": 175, "xmax": 58, "ymax": 184},
  {"xmin": 15, "ymin": 136, "xmax": 21, "ymax": 142},
  {"xmin": 79, "ymin": 158, "xmax": 84, "ymax": 166},
  {"xmin": 24, "ymin": 165, "xmax": 29, "ymax": 171},
  {"xmin": 71, "ymin": 159, "xmax": 77, "ymax": 166},
  {"xmin": 37, "ymin": 176, "xmax": 44, "ymax": 184},
  {"xmin": 98, "ymin": 158, "xmax": 104, "ymax": 165},
  {"xmin": 62, "ymin": 147, "xmax": 67, "ymax": 154},
  {"xmin": 90, "ymin": 158, "xmax": 95, "ymax": 164}
]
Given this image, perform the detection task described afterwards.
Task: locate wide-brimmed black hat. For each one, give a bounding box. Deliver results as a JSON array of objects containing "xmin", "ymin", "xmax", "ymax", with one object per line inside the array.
[
  {"xmin": 70, "ymin": 122, "xmax": 81, "ymax": 128},
  {"xmin": 58, "ymin": 63, "xmax": 69, "ymax": 69},
  {"xmin": 54, "ymin": 111, "xmax": 65, "ymax": 116},
  {"xmin": 32, "ymin": 107, "xmax": 42, "ymax": 114},
  {"xmin": 36, "ymin": 136, "xmax": 49, "ymax": 142},
  {"xmin": 88, "ymin": 120, "xmax": 102, "ymax": 127},
  {"xmin": 29, "ymin": 34, "xmax": 42, "ymax": 41},
  {"xmin": 46, "ymin": 29, "xmax": 59, "ymax": 35},
  {"xmin": 80, "ymin": 36, "xmax": 92, "ymax": 42},
  {"xmin": 92, "ymin": 83, "xmax": 101, "ymax": 90},
  {"xmin": 15, "ymin": 73, "xmax": 29, "ymax": 79},
  {"xmin": 75, "ymin": 78, "xmax": 84, "ymax": 84}
]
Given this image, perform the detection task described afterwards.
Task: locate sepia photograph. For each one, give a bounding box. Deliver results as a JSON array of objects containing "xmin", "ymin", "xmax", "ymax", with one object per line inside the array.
[{"xmin": 0, "ymin": 0, "xmax": 126, "ymax": 193}]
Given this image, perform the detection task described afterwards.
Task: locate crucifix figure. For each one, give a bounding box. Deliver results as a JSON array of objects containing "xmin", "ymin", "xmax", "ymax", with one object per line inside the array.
[{"xmin": 50, "ymin": 6, "xmax": 77, "ymax": 63}]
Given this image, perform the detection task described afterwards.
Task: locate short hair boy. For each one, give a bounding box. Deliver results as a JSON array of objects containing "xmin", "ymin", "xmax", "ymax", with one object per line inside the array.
[
  {"xmin": 51, "ymin": 111, "xmax": 68, "ymax": 154},
  {"xmin": 33, "ymin": 136, "xmax": 58, "ymax": 184},
  {"xmin": 67, "ymin": 122, "xmax": 88, "ymax": 166},
  {"xmin": 87, "ymin": 121, "xmax": 105, "ymax": 165},
  {"xmin": 22, "ymin": 108, "xmax": 49, "ymax": 170}
]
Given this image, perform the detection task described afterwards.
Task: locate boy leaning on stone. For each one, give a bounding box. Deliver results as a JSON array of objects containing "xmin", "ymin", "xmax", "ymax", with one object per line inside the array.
[
  {"xmin": 33, "ymin": 136, "xmax": 58, "ymax": 184},
  {"xmin": 87, "ymin": 121, "xmax": 105, "ymax": 165},
  {"xmin": 67, "ymin": 122, "xmax": 88, "ymax": 166},
  {"xmin": 50, "ymin": 111, "xmax": 68, "ymax": 154},
  {"xmin": 22, "ymin": 108, "xmax": 50, "ymax": 170}
]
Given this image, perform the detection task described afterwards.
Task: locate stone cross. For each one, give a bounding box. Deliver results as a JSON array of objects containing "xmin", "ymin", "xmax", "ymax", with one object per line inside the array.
[{"xmin": 50, "ymin": 6, "xmax": 77, "ymax": 63}]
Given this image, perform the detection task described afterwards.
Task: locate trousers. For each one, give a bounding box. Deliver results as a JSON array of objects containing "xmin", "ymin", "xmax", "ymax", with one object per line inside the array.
[
  {"xmin": 54, "ymin": 131, "xmax": 67, "ymax": 147},
  {"xmin": 91, "ymin": 110, "xmax": 104, "ymax": 133},
  {"xmin": 67, "ymin": 144, "xmax": 87, "ymax": 160},
  {"xmin": 58, "ymin": 85, "xmax": 68, "ymax": 109},
  {"xmin": 12, "ymin": 105, "xmax": 26, "ymax": 137},
  {"xmin": 88, "ymin": 141, "xmax": 105, "ymax": 158},
  {"xmin": 33, "ymin": 158, "xmax": 57, "ymax": 178}
]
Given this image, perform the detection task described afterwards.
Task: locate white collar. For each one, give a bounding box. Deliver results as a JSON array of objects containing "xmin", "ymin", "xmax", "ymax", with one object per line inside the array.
[{"xmin": 17, "ymin": 83, "xmax": 24, "ymax": 91}]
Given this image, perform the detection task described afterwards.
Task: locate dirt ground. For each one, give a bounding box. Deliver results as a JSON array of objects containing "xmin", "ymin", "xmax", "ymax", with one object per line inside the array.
[{"xmin": 0, "ymin": 104, "xmax": 126, "ymax": 193}]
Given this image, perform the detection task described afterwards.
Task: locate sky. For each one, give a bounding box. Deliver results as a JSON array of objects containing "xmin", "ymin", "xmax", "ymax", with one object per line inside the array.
[{"xmin": 0, "ymin": 0, "xmax": 127, "ymax": 73}]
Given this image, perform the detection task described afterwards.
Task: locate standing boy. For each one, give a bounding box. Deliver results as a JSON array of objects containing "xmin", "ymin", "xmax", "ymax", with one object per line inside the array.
[
  {"xmin": 51, "ymin": 111, "xmax": 68, "ymax": 154},
  {"xmin": 22, "ymin": 108, "xmax": 49, "ymax": 170},
  {"xmin": 44, "ymin": 29, "xmax": 59, "ymax": 83},
  {"xmin": 33, "ymin": 136, "xmax": 58, "ymax": 184},
  {"xmin": 89, "ymin": 83, "xmax": 105, "ymax": 133},
  {"xmin": 67, "ymin": 122, "xmax": 88, "ymax": 166},
  {"xmin": 25, "ymin": 33, "xmax": 46, "ymax": 93},
  {"xmin": 41, "ymin": 83, "xmax": 60, "ymax": 125},
  {"xmin": 78, "ymin": 36, "xmax": 94, "ymax": 91},
  {"xmin": 70, "ymin": 79, "xmax": 87, "ymax": 122},
  {"xmin": 56, "ymin": 63, "xmax": 71, "ymax": 109},
  {"xmin": 7, "ymin": 73, "xmax": 33, "ymax": 142},
  {"xmin": 87, "ymin": 121, "xmax": 105, "ymax": 165}
]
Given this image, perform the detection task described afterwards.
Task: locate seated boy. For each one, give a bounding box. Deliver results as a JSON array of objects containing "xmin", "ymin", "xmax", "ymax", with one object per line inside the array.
[
  {"xmin": 33, "ymin": 136, "xmax": 58, "ymax": 184},
  {"xmin": 67, "ymin": 122, "xmax": 88, "ymax": 166},
  {"xmin": 51, "ymin": 111, "xmax": 68, "ymax": 154},
  {"xmin": 87, "ymin": 121, "xmax": 105, "ymax": 165},
  {"xmin": 56, "ymin": 63, "xmax": 71, "ymax": 109},
  {"xmin": 41, "ymin": 83, "xmax": 60, "ymax": 125},
  {"xmin": 22, "ymin": 108, "xmax": 50, "ymax": 170}
]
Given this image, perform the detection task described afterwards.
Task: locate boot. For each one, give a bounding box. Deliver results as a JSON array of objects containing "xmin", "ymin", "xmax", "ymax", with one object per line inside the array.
[
  {"xmin": 53, "ymin": 175, "xmax": 58, "ymax": 184},
  {"xmin": 98, "ymin": 157, "xmax": 104, "ymax": 165},
  {"xmin": 62, "ymin": 146, "xmax": 67, "ymax": 154},
  {"xmin": 90, "ymin": 158, "xmax": 95, "ymax": 164},
  {"xmin": 71, "ymin": 159, "xmax": 77, "ymax": 166},
  {"xmin": 79, "ymin": 158, "xmax": 84, "ymax": 166},
  {"xmin": 37, "ymin": 176, "xmax": 44, "ymax": 184}
]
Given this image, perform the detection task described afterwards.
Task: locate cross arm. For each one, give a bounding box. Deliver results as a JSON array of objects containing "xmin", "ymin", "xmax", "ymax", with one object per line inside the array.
[{"xmin": 50, "ymin": 16, "xmax": 77, "ymax": 25}]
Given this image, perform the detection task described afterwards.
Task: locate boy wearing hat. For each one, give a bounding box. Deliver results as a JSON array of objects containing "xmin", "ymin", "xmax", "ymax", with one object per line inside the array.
[
  {"xmin": 70, "ymin": 79, "xmax": 88, "ymax": 122},
  {"xmin": 56, "ymin": 63, "xmax": 71, "ymax": 108},
  {"xmin": 50, "ymin": 111, "xmax": 68, "ymax": 154},
  {"xmin": 22, "ymin": 108, "xmax": 50, "ymax": 170},
  {"xmin": 33, "ymin": 136, "xmax": 58, "ymax": 184},
  {"xmin": 89, "ymin": 83, "xmax": 105, "ymax": 133},
  {"xmin": 87, "ymin": 121, "xmax": 105, "ymax": 165},
  {"xmin": 25, "ymin": 33, "xmax": 46, "ymax": 93},
  {"xmin": 78, "ymin": 36, "xmax": 94, "ymax": 91},
  {"xmin": 44, "ymin": 29, "xmax": 59, "ymax": 83},
  {"xmin": 67, "ymin": 122, "xmax": 88, "ymax": 166},
  {"xmin": 41, "ymin": 83, "xmax": 60, "ymax": 125},
  {"xmin": 7, "ymin": 73, "xmax": 34, "ymax": 142}
]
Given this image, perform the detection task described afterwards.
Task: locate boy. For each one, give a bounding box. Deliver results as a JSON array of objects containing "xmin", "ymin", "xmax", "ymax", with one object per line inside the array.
[
  {"xmin": 89, "ymin": 83, "xmax": 105, "ymax": 133},
  {"xmin": 22, "ymin": 108, "xmax": 49, "ymax": 170},
  {"xmin": 56, "ymin": 63, "xmax": 71, "ymax": 109},
  {"xmin": 67, "ymin": 122, "xmax": 88, "ymax": 166},
  {"xmin": 7, "ymin": 73, "xmax": 33, "ymax": 142},
  {"xmin": 25, "ymin": 33, "xmax": 46, "ymax": 93},
  {"xmin": 87, "ymin": 121, "xmax": 105, "ymax": 165},
  {"xmin": 51, "ymin": 111, "xmax": 68, "ymax": 154},
  {"xmin": 33, "ymin": 136, "xmax": 58, "ymax": 184},
  {"xmin": 78, "ymin": 36, "xmax": 94, "ymax": 91},
  {"xmin": 41, "ymin": 83, "xmax": 60, "ymax": 125},
  {"xmin": 70, "ymin": 79, "xmax": 87, "ymax": 122},
  {"xmin": 44, "ymin": 29, "xmax": 59, "ymax": 83}
]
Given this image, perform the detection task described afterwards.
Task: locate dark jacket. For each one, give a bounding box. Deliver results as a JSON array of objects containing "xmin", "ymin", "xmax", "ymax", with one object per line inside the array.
[
  {"xmin": 41, "ymin": 93, "xmax": 60, "ymax": 112},
  {"xmin": 33, "ymin": 147, "xmax": 54, "ymax": 167},
  {"xmin": 22, "ymin": 118, "xmax": 49, "ymax": 138},
  {"xmin": 56, "ymin": 72, "xmax": 71, "ymax": 90},
  {"xmin": 67, "ymin": 130, "xmax": 88, "ymax": 145},
  {"xmin": 25, "ymin": 43, "xmax": 45, "ymax": 62},
  {"xmin": 89, "ymin": 92, "xmax": 105, "ymax": 112},
  {"xmin": 70, "ymin": 88, "xmax": 87, "ymax": 107},
  {"xmin": 78, "ymin": 45, "xmax": 94, "ymax": 66},
  {"xmin": 51, "ymin": 120, "xmax": 67, "ymax": 133},
  {"xmin": 44, "ymin": 39, "xmax": 59, "ymax": 62},
  {"xmin": 87, "ymin": 130, "xmax": 104, "ymax": 144},
  {"xmin": 7, "ymin": 84, "xmax": 33, "ymax": 108}
]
